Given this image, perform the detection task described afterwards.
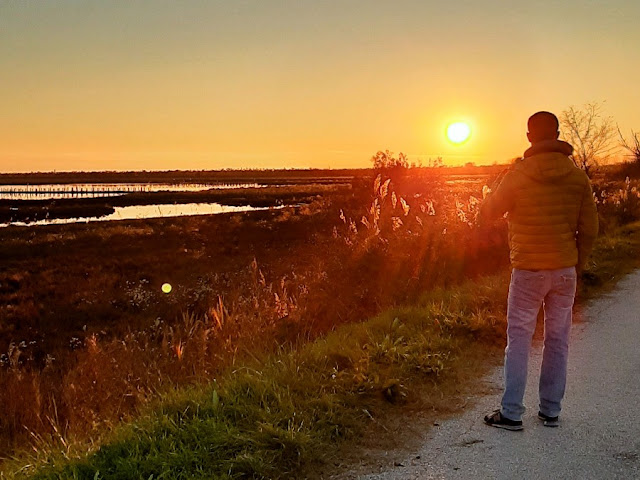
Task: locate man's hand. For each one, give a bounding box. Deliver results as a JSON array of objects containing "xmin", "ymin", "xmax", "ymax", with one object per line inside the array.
[{"xmin": 492, "ymin": 166, "xmax": 511, "ymax": 188}]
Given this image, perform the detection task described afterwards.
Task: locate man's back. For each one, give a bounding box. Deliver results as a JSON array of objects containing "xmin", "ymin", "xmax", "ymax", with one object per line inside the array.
[{"xmin": 479, "ymin": 139, "xmax": 598, "ymax": 271}]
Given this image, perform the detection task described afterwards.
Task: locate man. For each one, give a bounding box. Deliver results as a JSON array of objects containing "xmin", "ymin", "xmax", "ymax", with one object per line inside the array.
[{"xmin": 479, "ymin": 111, "xmax": 599, "ymax": 430}]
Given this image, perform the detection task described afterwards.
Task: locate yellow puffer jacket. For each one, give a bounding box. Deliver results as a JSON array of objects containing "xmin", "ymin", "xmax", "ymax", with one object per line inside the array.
[{"xmin": 479, "ymin": 140, "xmax": 599, "ymax": 270}]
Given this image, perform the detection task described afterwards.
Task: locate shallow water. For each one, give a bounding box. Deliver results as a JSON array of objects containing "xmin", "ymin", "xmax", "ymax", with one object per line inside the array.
[
  {"xmin": 0, "ymin": 182, "xmax": 263, "ymax": 200},
  {"xmin": 1, "ymin": 202, "xmax": 281, "ymax": 228}
]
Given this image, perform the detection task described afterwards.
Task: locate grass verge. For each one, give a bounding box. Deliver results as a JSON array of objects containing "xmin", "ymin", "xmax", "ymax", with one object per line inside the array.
[
  {"xmin": 578, "ymin": 221, "xmax": 640, "ymax": 300},
  {"xmin": 4, "ymin": 222, "xmax": 640, "ymax": 480}
]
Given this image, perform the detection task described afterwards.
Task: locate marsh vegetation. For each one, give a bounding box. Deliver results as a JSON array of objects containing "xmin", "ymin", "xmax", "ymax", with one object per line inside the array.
[{"xmin": 1, "ymin": 164, "xmax": 639, "ymax": 478}]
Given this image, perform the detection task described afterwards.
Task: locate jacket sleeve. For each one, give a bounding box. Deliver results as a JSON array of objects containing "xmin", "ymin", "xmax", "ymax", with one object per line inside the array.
[
  {"xmin": 476, "ymin": 169, "xmax": 517, "ymax": 225},
  {"xmin": 576, "ymin": 180, "xmax": 599, "ymax": 270}
]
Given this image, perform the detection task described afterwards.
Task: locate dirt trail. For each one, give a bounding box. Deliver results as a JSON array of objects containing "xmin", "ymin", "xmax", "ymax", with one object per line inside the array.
[{"xmin": 344, "ymin": 270, "xmax": 640, "ymax": 480}]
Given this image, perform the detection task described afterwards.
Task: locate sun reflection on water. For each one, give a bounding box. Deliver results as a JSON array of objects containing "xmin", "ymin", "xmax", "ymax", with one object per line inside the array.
[{"xmin": 1, "ymin": 203, "xmax": 285, "ymax": 228}]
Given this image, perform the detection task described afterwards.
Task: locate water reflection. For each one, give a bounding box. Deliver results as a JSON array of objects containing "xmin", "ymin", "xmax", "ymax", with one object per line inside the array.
[
  {"xmin": 1, "ymin": 203, "xmax": 281, "ymax": 228},
  {"xmin": 0, "ymin": 183, "xmax": 263, "ymax": 200},
  {"xmin": 445, "ymin": 176, "xmax": 486, "ymax": 185}
]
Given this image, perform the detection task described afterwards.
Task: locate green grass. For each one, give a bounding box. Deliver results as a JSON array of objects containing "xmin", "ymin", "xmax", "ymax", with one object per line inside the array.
[
  {"xmin": 578, "ymin": 221, "xmax": 640, "ymax": 300},
  {"xmin": 5, "ymin": 222, "xmax": 640, "ymax": 480},
  {"xmin": 3, "ymin": 276, "xmax": 510, "ymax": 479}
]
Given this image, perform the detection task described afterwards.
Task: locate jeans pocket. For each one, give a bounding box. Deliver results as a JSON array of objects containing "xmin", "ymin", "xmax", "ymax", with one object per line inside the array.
[
  {"xmin": 556, "ymin": 271, "xmax": 577, "ymax": 297},
  {"xmin": 510, "ymin": 270, "xmax": 546, "ymax": 306},
  {"xmin": 512, "ymin": 269, "xmax": 545, "ymax": 286}
]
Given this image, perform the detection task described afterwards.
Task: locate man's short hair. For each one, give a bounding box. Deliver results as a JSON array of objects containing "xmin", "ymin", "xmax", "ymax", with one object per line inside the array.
[{"xmin": 528, "ymin": 111, "xmax": 559, "ymax": 140}]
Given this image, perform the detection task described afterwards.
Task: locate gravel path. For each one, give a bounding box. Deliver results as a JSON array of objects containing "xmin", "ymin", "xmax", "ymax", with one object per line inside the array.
[{"xmin": 352, "ymin": 270, "xmax": 640, "ymax": 480}]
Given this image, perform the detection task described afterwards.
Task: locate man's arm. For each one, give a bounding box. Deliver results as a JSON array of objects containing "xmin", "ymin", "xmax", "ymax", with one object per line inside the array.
[
  {"xmin": 476, "ymin": 169, "xmax": 517, "ymax": 226},
  {"xmin": 576, "ymin": 181, "xmax": 599, "ymax": 271}
]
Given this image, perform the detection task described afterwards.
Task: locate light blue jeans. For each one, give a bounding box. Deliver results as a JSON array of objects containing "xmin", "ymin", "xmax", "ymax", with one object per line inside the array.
[{"xmin": 501, "ymin": 266, "xmax": 577, "ymax": 421}]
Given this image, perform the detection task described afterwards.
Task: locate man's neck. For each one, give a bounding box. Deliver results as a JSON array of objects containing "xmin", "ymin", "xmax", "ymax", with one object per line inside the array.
[{"xmin": 524, "ymin": 139, "xmax": 573, "ymax": 158}]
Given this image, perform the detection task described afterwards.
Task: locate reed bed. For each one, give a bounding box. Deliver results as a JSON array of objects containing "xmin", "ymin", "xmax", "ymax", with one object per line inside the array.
[{"xmin": 1, "ymin": 167, "xmax": 639, "ymax": 478}]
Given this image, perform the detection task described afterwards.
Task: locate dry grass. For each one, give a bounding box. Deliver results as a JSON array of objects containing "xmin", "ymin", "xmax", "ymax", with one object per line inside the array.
[
  {"xmin": 4, "ymin": 272, "xmax": 513, "ymax": 479},
  {"xmin": 0, "ymin": 170, "xmax": 505, "ymax": 457},
  {"xmin": 1, "ymin": 167, "xmax": 639, "ymax": 477}
]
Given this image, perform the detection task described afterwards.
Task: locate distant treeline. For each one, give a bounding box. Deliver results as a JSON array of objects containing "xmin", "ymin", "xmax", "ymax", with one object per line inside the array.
[
  {"xmin": 0, "ymin": 165, "xmax": 507, "ymax": 185},
  {"xmin": 0, "ymin": 169, "xmax": 357, "ymax": 186}
]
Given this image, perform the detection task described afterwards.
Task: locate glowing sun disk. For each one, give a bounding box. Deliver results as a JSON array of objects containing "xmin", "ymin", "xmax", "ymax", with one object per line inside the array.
[{"xmin": 446, "ymin": 122, "xmax": 471, "ymax": 144}]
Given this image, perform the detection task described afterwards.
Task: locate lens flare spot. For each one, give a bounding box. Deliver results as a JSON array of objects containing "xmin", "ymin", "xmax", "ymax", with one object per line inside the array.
[{"xmin": 162, "ymin": 283, "xmax": 172, "ymax": 294}]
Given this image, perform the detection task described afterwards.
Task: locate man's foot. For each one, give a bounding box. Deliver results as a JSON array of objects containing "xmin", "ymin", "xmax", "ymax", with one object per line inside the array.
[
  {"xmin": 483, "ymin": 409, "xmax": 523, "ymax": 431},
  {"xmin": 538, "ymin": 411, "xmax": 559, "ymax": 427}
]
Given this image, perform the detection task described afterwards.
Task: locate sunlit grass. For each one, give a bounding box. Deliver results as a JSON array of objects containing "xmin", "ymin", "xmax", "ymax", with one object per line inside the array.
[
  {"xmin": 5, "ymin": 272, "xmax": 511, "ymax": 479},
  {"xmin": 1, "ymin": 170, "xmax": 639, "ymax": 478},
  {"xmin": 7, "ymin": 218, "xmax": 640, "ymax": 479}
]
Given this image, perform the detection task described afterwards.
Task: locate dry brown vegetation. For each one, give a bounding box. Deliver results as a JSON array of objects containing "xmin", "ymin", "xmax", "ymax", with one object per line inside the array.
[{"xmin": 1, "ymin": 165, "xmax": 639, "ymax": 469}]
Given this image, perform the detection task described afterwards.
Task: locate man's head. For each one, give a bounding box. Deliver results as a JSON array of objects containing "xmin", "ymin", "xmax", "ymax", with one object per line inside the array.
[{"xmin": 527, "ymin": 111, "xmax": 560, "ymax": 144}]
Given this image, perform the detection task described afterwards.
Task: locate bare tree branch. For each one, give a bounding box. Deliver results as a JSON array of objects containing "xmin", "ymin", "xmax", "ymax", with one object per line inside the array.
[
  {"xmin": 560, "ymin": 102, "xmax": 617, "ymax": 177},
  {"xmin": 618, "ymin": 127, "xmax": 640, "ymax": 164}
]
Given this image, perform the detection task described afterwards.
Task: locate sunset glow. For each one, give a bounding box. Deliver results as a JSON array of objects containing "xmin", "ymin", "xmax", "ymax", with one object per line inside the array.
[{"xmin": 1, "ymin": 1, "xmax": 639, "ymax": 172}]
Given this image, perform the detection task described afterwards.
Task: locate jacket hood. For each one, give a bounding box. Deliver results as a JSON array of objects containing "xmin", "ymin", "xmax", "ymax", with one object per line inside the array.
[{"xmin": 516, "ymin": 140, "xmax": 576, "ymax": 183}]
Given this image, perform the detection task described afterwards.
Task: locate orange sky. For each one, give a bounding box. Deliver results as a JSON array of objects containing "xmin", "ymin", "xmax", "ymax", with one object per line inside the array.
[{"xmin": 1, "ymin": 1, "xmax": 639, "ymax": 172}]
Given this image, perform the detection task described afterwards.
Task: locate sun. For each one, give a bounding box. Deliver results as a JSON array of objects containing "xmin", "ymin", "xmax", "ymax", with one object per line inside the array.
[{"xmin": 446, "ymin": 122, "xmax": 472, "ymax": 144}]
